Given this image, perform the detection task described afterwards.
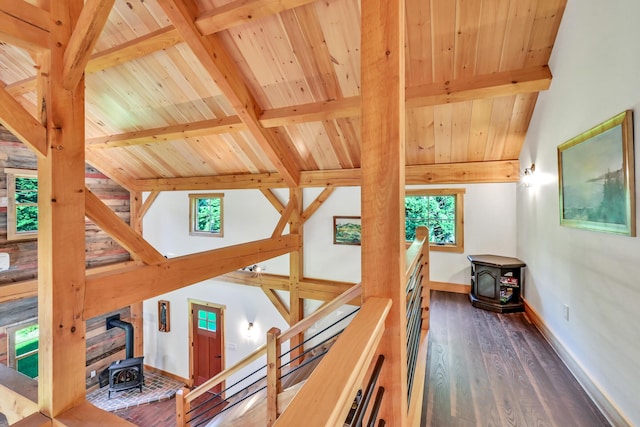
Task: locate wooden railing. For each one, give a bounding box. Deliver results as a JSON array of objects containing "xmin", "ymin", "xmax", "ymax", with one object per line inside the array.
[
  {"xmin": 177, "ymin": 227, "xmax": 431, "ymax": 426},
  {"xmin": 176, "ymin": 283, "xmax": 363, "ymax": 426}
]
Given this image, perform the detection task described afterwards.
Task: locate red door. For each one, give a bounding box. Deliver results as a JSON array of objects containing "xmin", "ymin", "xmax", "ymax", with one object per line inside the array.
[{"xmin": 192, "ymin": 304, "xmax": 223, "ymax": 392}]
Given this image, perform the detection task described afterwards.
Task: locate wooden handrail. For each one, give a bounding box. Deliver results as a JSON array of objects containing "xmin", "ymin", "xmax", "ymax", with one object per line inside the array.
[
  {"xmin": 405, "ymin": 226, "xmax": 428, "ymax": 279},
  {"xmin": 279, "ymin": 282, "xmax": 361, "ymax": 342},
  {"xmin": 181, "ymin": 282, "xmax": 362, "ymax": 406},
  {"xmin": 275, "ymin": 297, "xmax": 392, "ymax": 426}
]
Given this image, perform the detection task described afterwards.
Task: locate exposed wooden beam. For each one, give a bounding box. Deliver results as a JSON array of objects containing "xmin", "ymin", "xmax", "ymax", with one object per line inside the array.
[
  {"xmin": 85, "ymin": 187, "xmax": 166, "ymax": 265},
  {"xmin": 406, "ymin": 65, "xmax": 552, "ymax": 109},
  {"xmin": 86, "ymin": 116, "xmax": 245, "ymax": 149},
  {"xmin": 0, "ymin": 0, "xmax": 50, "ymax": 53},
  {"xmin": 84, "ymin": 234, "xmax": 300, "ymax": 318},
  {"xmin": 271, "ymin": 194, "xmax": 297, "ymax": 238},
  {"xmin": 159, "ymin": 0, "xmax": 300, "ymax": 188},
  {"xmin": 132, "ymin": 172, "xmax": 286, "ymax": 191},
  {"xmin": 0, "ymin": 261, "xmax": 138, "ymax": 303},
  {"xmin": 262, "ymin": 288, "xmax": 289, "ymax": 322},
  {"xmin": 196, "ymin": 0, "xmax": 316, "ymax": 35},
  {"xmin": 138, "ymin": 191, "xmax": 160, "ymax": 220},
  {"xmin": 62, "ymin": 0, "xmax": 115, "ymax": 91},
  {"xmin": 87, "ymin": 67, "xmax": 548, "ymax": 150},
  {"xmin": 260, "ymin": 189, "xmax": 285, "ymax": 214},
  {"xmin": 301, "ymin": 187, "xmax": 335, "ymax": 223},
  {"xmin": 130, "ymin": 160, "xmax": 520, "ymax": 191},
  {"xmin": 5, "ymin": 26, "xmax": 183, "ymax": 98},
  {"xmin": 361, "ymin": 0, "xmax": 407, "ymax": 423},
  {"xmin": 0, "ymin": 85, "xmax": 47, "ymax": 157}
]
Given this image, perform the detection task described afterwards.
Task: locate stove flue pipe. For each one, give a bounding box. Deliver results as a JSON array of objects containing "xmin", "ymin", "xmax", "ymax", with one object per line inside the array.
[{"xmin": 106, "ymin": 314, "xmax": 134, "ymax": 360}]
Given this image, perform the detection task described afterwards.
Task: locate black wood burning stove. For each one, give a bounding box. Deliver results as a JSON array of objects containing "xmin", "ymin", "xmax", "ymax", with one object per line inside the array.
[
  {"xmin": 98, "ymin": 314, "xmax": 145, "ymax": 399},
  {"xmin": 107, "ymin": 356, "xmax": 144, "ymax": 398}
]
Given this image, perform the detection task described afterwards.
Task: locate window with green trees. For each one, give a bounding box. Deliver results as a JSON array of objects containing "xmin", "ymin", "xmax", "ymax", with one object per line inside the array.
[
  {"xmin": 6, "ymin": 169, "xmax": 38, "ymax": 241},
  {"xmin": 405, "ymin": 189, "xmax": 465, "ymax": 252},
  {"xmin": 8, "ymin": 321, "xmax": 39, "ymax": 379},
  {"xmin": 189, "ymin": 193, "xmax": 224, "ymax": 237}
]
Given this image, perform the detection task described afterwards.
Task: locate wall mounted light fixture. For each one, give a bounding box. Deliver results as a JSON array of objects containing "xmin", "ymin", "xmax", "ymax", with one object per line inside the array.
[
  {"xmin": 523, "ymin": 163, "xmax": 536, "ymax": 187},
  {"xmin": 246, "ymin": 322, "xmax": 255, "ymax": 340}
]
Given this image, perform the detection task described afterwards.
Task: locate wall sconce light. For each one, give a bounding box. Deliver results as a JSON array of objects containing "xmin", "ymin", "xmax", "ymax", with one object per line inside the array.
[
  {"xmin": 246, "ymin": 322, "xmax": 256, "ymax": 340},
  {"xmin": 523, "ymin": 163, "xmax": 536, "ymax": 187}
]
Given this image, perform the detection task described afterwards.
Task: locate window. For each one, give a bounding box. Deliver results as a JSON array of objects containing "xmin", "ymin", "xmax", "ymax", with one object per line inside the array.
[
  {"xmin": 197, "ymin": 309, "xmax": 217, "ymax": 332},
  {"xmin": 189, "ymin": 193, "xmax": 224, "ymax": 237},
  {"xmin": 405, "ymin": 189, "xmax": 464, "ymax": 252},
  {"xmin": 6, "ymin": 168, "xmax": 38, "ymax": 241},
  {"xmin": 7, "ymin": 320, "xmax": 39, "ymax": 379}
]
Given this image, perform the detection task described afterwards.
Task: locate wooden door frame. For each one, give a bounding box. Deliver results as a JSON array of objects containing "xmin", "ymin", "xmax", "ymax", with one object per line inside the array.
[{"xmin": 188, "ymin": 299, "xmax": 226, "ymax": 389}]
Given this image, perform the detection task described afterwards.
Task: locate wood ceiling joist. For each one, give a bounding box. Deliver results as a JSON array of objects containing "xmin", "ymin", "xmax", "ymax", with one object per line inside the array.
[
  {"xmin": 84, "ymin": 234, "xmax": 300, "ymax": 318},
  {"xmin": 130, "ymin": 160, "xmax": 519, "ymax": 191},
  {"xmin": 87, "ymin": 67, "xmax": 548, "ymax": 150},
  {"xmin": 5, "ymin": 26, "xmax": 183, "ymax": 97},
  {"xmin": 195, "ymin": 0, "xmax": 317, "ymax": 35},
  {"xmin": 159, "ymin": 0, "xmax": 301, "ymax": 188},
  {"xmin": 0, "ymin": 85, "xmax": 47, "ymax": 156},
  {"xmin": 405, "ymin": 65, "xmax": 552, "ymax": 109},
  {"xmin": 86, "ymin": 116, "xmax": 245, "ymax": 149},
  {"xmin": 62, "ymin": 0, "xmax": 115, "ymax": 91},
  {"xmin": 0, "ymin": 0, "xmax": 50, "ymax": 53},
  {"xmin": 85, "ymin": 187, "xmax": 166, "ymax": 265}
]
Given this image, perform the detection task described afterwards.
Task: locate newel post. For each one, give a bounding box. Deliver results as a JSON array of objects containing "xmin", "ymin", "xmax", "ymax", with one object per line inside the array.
[
  {"xmin": 175, "ymin": 386, "xmax": 190, "ymax": 427},
  {"xmin": 416, "ymin": 226, "xmax": 430, "ymax": 330},
  {"xmin": 266, "ymin": 327, "xmax": 282, "ymax": 426}
]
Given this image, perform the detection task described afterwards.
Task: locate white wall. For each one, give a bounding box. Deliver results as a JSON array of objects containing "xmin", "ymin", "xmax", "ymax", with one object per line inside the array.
[
  {"xmin": 142, "ymin": 183, "xmax": 516, "ymax": 383},
  {"xmin": 518, "ymin": 0, "xmax": 640, "ymax": 423}
]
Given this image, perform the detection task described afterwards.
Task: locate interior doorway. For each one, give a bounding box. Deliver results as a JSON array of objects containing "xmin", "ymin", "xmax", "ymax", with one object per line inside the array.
[{"xmin": 189, "ymin": 300, "xmax": 226, "ymax": 392}]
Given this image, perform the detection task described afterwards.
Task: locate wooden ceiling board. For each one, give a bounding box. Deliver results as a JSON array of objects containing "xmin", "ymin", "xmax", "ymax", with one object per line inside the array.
[{"xmin": 0, "ymin": 0, "xmax": 568, "ymax": 188}]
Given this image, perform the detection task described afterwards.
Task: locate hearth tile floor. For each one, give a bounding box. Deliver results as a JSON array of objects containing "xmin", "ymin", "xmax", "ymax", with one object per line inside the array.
[{"xmin": 86, "ymin": 370, "xmax": 185, "ymax": 412}]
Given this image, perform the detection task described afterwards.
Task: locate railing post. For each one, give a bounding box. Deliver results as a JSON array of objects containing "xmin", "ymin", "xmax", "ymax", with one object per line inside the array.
[
  {"xmin": 416, "ymin": 226, "xmax": 430, "ymax": 330},
  {"xmin": 267, "ymin": 327, "xmax": 282, "ymax": 426},
  {"xmin": 175, "ymin": 386, "xmax": 190, "ymax": 427}
]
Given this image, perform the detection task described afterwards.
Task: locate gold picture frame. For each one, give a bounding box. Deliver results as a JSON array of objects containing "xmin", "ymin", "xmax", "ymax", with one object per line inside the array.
[{"xmin": 558, "ymin": 110, "xmax": 636, "ymax": 236}]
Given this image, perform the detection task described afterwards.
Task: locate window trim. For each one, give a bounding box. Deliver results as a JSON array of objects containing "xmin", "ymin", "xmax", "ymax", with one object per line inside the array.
[
  {"xmin": 405, "ymin": 188, "xmax": 465, "ymax": 253},
  {"xmin": 188, "ymin": 193, "xmax": 224, "ymax": 237},
  {"xmin": 5, "ymin": 168, "xmax": 38, "ymax": 242}
]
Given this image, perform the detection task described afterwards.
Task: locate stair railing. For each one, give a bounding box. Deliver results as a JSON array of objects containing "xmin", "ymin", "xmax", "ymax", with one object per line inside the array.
[{"xmin": 176, "ymin": 282, "xmax": 363, "ymax": 426}]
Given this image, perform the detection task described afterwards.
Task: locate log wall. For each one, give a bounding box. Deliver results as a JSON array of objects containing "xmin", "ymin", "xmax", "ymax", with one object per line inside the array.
[{"xmin": 0, "ymin": 126, "xmax": 133, "ymax": 391}]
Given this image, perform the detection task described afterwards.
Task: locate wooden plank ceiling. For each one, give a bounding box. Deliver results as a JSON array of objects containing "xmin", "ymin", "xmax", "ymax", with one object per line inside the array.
[{"xmin": 0, "ymin": 0, "xmax": 566, "ymax": 191}]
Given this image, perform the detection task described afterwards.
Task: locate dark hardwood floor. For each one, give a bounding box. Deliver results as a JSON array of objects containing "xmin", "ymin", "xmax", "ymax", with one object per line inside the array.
[{"xmin": 422, "ymin": 291, "xmax": 610, "ymax": 427}]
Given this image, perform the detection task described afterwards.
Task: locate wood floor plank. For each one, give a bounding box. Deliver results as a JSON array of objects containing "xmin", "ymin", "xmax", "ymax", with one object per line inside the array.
[{"xmin": 422, "ymin": 291, "xmax": 610, "ymax": 427}]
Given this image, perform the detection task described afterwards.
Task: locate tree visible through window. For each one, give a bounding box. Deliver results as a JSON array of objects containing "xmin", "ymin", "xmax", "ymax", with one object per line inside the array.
[
  {"xmin": 189, "ymin": 193, "xmax": 223, "ymax": 236},
  {"xmin": 405, "ymin": 189, "xmax": 465, "ymax": 252},
  {"xmin": 8, "ymin": 321, "xmax": 39, "ymax": 379},
  {"xmin": 6, "ymin": 168, "xmax": 38, "ymax": 241}
]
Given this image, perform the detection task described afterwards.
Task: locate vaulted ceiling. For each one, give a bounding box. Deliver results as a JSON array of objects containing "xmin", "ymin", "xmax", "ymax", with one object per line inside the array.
[{"xmin": 0, "ymin": 0, "xmax": 566, "ymax": 191}]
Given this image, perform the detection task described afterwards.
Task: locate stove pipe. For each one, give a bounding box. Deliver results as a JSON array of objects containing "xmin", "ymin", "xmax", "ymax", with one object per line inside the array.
[{"xmin": 106, "ymin": 314, "xmax": 134, "ymax": 360}]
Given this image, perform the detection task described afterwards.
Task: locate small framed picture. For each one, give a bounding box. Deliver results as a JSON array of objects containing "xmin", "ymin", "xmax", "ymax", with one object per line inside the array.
[
  {"xmin": 158, "ymin": 300, "xmax": 170, "ymax": 332},
  {"xmin": 333, "ymin": 216, "xmax": 361, "ymax": 245}
]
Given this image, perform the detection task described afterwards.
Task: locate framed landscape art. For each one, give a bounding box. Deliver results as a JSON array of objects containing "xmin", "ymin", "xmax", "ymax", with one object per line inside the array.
[
  {"xmin": 557, "ymin": 110, "xmax": 636, "ymax": 236},
  {"xmin": 333, "ymin": 216, "xmax": 361, "ymax": 245}
]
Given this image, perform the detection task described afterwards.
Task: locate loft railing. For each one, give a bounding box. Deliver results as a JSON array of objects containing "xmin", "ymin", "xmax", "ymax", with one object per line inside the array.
[
  {"xmin": 175, "ymin": 283, "xmax": 363, "ymax": 426},
  {"xmin": 176, "ymin": 227, "xmax": 431, "ymax": 426}
]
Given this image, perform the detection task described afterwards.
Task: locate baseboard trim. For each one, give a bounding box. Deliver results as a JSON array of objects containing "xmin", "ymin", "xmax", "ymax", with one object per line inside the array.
[
  {"xmin": 430, "ymin": 281, "xmax": 470, "ymax": 294},
  {"xmin": 522, "ymin": 299, "xmax": 631, "ymax": 427},
  {"xmin": 144, "ymin": 364, "xmax": 189, "ymax": 386}
]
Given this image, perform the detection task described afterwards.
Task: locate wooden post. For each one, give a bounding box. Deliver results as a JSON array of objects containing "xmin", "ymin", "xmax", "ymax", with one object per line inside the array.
[
  {"xmin": 266, "ymin": 327, "xmax": 282, "ymax": 426},
  {"xmin": 361, "ymin": 0, "xmax": 407, "ymax": 424},
  {"xmin": 175, "ymin": 387, "xmax": 190, "ymax": 427},
  {"xmin": 288, "ymin": 188, "xmax": 304, "ymax": 366},
  {"xmin": 130, "ymin": 191, "xmax": 144, "ymax": 357},
  {"xmin": 38, "ymin": 0, "xmax": 87, "ymax": 418},
  {"xmin": 416, "ymin": 227, "xmax": 430, "ymax": 331}
]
